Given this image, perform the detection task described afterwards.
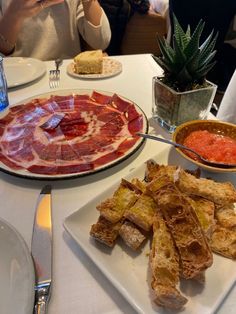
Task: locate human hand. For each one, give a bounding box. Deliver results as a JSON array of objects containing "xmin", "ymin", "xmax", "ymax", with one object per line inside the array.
[{"xmin": 6, "ymin": 0, "xmax": 64, "ymax": 21}]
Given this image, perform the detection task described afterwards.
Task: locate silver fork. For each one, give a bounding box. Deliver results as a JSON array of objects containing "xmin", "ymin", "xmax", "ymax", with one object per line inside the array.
[{"xmin": 49, "ymin": 58, "xmax": 63, "ymax": 88}]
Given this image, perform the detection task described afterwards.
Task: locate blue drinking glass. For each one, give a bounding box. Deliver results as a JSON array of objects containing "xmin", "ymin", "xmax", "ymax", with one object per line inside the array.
[{"xmin": 0, "ymin": 56, "xmax": 9, "ymax": 112}]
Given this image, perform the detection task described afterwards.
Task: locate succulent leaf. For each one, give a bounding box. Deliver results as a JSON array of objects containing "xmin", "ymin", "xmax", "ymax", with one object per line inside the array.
[
  {"xmin": 152, "ymin": 55, "xmax": 173, "ymax": 73},
  {"xmin": 157, "ymin": 37, "xmax": 174, "ymax": 64},
  {"xmin": 186, "ymin": 25, "xmax": 191, "ymax": 39},
  {"xmin": 195, "ymin": 61, "xmax": 217, "ymax": 78},
  {"xmin": 153, "ymin": 15, "xmax": 217, "ymax": 91},
  {"xmin": 199, "ymin": 32, "xmax": 218, "ymax": 63},
  {"xmin": 185, "ymin": 48, "xmax": 201, "ymax": 73},
  {"xmin": 200, "ymin": 51, "xmax": 217, "ymax": 68},
  {"xmin": 173, "ymin": 35, "xmax": 186, "ymax": 61},
  {"xmin": 184, "ymin": 19, "xmax": 205, "ymax": 58},
  {"xmin": 173, "ymin": 15, "xmax": 189, "ymax": 50},
  {"xmin": 176, "ymin": 66, "xmax": 193, "ymax": 83},
  {"xmin": 163, "ymin": 38, "xmax": 175, "ymax": 59}
]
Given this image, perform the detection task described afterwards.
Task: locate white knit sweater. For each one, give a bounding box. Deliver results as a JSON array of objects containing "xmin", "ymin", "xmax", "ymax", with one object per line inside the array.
[{"xmin": 0, "ymin": 0, "xmax": 111, "ymax": 60}]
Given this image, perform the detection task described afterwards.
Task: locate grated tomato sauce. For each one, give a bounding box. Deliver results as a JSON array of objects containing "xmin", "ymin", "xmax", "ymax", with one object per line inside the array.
[{"xmin": 183, "ymin": 130, "xmax": 236, "ymax": 164}]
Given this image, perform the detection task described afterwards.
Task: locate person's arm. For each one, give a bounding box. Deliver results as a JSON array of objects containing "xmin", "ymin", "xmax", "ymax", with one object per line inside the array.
[
  {"xmin": 0, "ymin": 0, "xmax": 64, "ymax": 55},
  {"xmin": 0, "ymin": 7, "xmax": 24, "ymax": 54},
  {"xmin": 82, "ymin": 0, "xmax": 102, "ymax": 26}
]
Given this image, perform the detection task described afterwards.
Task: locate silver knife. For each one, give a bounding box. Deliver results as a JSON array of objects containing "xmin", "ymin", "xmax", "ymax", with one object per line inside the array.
[{"xmin": 31, "ymin": 185, "xmax": 52, "ymax": 314}]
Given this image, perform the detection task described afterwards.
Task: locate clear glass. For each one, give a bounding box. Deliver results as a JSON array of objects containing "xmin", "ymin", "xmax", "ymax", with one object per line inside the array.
[
  {"xmin": 0, "ymin": 56, "xmax": 9, "ymax": 112},
  {"xmin": 152, "ymin": 76, "xmax": 217, "ymax": 133}
]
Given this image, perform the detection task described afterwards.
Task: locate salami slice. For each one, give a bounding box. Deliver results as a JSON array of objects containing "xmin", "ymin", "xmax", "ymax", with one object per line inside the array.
[{"xmin": 0, "ymin": 90, "xmax": 147, "ymax": 177}]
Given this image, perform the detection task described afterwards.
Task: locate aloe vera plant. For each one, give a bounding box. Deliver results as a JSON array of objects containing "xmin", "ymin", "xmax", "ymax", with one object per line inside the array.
[{"xmin": 153, "ymin": 15, "xmax": 218, "ymax": 92}]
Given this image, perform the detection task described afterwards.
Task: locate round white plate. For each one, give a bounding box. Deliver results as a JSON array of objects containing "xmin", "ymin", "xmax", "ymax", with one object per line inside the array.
[
  {"xmin": 67, "ymin": 57, "xmax": 122, "ymax": 79},
  {"xmin": 0, "ymin": 89, "xmax": 148, "ymax": 180},
  {"xmin": 0, "ymin": 218, "xmax": 35, "ymax": 314},
  {"xmin": 3, "ymin": 57, "xmax": 46, "ymax": 88}
]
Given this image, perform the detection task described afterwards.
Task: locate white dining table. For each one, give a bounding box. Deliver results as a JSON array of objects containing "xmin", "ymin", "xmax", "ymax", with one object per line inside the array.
[{"xmin": 1, "ymin": 54, "xmax": 236, "ymax": 314}]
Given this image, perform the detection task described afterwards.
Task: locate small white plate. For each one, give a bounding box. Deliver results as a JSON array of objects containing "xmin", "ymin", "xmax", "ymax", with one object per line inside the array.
[
  {"xmin": 64, "ymin": 149, "xmax": 236, "ymax": 314},
  {"xmin": 0, "ymin": 218, "xmax": 35, "ymax": 314},
  {"xmin": 3, "ymin": 57, "xmax": 46, "ymax": 88},
  {"xmin": 67, "ymin": 57, "xmax": 122, "ymax": 79}
]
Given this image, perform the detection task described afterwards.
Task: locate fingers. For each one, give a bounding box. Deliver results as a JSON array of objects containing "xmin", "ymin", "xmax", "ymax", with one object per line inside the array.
[
  {"xmin": 37, "ymin": 0, "xmax": 45, "ymax": 10},
  {"xmin": 37, "ymin": 0, "xmax": 64, "ymax": 11},
  {"xmin": 36, "ymin": 0, "xmax": 45, "ymax": 11}
]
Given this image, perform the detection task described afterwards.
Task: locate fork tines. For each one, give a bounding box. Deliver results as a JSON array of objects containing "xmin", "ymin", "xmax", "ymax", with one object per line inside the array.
[{"xmin": 49, "ymin": 69, "xmax": 60, "ymax": 88}]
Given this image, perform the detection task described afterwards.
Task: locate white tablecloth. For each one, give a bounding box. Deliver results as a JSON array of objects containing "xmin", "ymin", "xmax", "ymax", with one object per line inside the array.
[{"xmin": 1, "ymin": 54, "xmax": 235, "ymax": 314}]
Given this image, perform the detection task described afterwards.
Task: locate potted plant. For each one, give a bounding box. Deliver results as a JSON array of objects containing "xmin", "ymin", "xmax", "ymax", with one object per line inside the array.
[{"xmin": 152, "ymin": 15, "xmax": 218, "ymax": 133}]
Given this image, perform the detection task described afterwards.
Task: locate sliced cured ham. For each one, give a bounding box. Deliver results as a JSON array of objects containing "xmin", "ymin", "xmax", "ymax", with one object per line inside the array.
[
  {"xmin": 0, "ymin": 91, "xmax": 146, "ymax": 176},
  {"xmin": 40, "ymin": 113, "xmax": 65, "ymax": 130},
  {"xmin": 110, "ymin": 93, "xmax": 131, "ymax": 112},
  {"xmin": 128, "ymin": 116, "xmax": 144, "ymax": 134},
  {"xmin": 91, "ymin": 90, "xmax": 112, "ymax": 104}
]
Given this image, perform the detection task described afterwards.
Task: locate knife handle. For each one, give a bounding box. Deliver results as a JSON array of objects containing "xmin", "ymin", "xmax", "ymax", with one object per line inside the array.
[
  {"xmin": 35, "ymin": 300, "xmax": 47, "ymax": 314},
  {"xmin": 34, "ymin": 284, "xmax": 50, "ymax": 314}
]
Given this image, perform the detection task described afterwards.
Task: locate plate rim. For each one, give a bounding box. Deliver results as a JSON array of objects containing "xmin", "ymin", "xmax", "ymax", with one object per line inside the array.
[
  {"xmin": 66, "ymin": 57, "xmax": 122, "ymax": 79},
  {"xmin": 4, "ymin": 57, "xmax": 46, "ymax": 88},
  {"xmin": 0, "ymin": 88, "xmax": 148, "ymax": 180},
  {"xmin": 0, "ymin": 217, "xmax": 35, "ymax": 314}
]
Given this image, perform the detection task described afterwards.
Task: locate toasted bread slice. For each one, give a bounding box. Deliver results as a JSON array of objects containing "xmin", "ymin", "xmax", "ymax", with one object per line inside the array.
[
  {"xmin": 176, "ymin": 169, "xmax": 236, "ymax": 204},
  {"xmin": 215, "ymin": 204, "xmax": 236, "ymax": 229},
  {"xmin": 150, "ymin": 211, "xmax": 180, "ymax": 287},
  {"xmin": 90, "ymin": 216, "xmax": 123, "ymax": 247},
  {"xmin": 146, "ymin": 174, "xmax": 176, "ymax": 196},
  {"xmin": 97, "ymin": 179, "xmax": 139, "ymax": 223},
  {"xmin": 120, "ymin": 178, "xmax": 143, "ymax": 195},
  {"xmin": 210, "ymin": 225, "xmax": 236, "ymax": 259},
  {"xmin": 151, "ymin": 282, "xmax": 188, "ymax": 310},
  {"xmin": 150, "ymin": 211, "xmax": 187, "ymax": 309},
  {"xmin": 145, "ymin": 160, "xmax": 177, "ymax": 182},
  {"xmin": 192, "ymin": 271, "xmax": 206, "ymax": 284},
  {"xmin": 130, "ymin": 177, "xmax": 147, "ymax": 193},
  {"xmin": 124, "ymin": 193, "xmax": 157, "ymax": 231},
  {"xmin": 145, "ymin": 161, "xmax": 201, "ymax": 183},
  {"xmin": 148, "ymin": 177, "xmax": 213, "ymax": 279},
  {"xmin": 187, "ymin": 196, "xmax": 216, "ymax": 239},
  {"xmin": 119, "ymin": 220, "xmax": 146, "ymax": 250}
]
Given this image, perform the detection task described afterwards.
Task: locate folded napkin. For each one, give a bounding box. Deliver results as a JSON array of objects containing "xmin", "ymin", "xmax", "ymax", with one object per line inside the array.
[{"xmin": 216, "ymin": 69, "xmax": 236, "ymax": 123}]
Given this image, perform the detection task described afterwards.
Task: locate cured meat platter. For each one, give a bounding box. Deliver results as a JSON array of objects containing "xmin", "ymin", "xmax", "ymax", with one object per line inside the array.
[{"xmin": 0, "ymin": 89, "xmax": 148, "ymax": 180}]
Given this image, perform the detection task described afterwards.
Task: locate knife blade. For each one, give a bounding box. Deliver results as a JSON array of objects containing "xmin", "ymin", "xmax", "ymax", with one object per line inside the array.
[{"xmin": 31, "ymin": 185, "xmax": 52, "ymax": 314}]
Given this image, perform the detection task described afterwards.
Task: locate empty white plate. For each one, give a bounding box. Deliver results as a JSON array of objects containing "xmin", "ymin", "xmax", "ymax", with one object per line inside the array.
[
  {"xmin": 0, "ymin": 218, "xmax": 35, "ymax": 314},
  {"xmin": 3, "ymin": 57, "xmax": 46, "ymax": 88}
]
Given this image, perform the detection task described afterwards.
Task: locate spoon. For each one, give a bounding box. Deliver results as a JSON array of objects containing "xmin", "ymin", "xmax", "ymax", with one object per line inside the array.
[{"xmin": 137, "ymin": 133, "xmax": 236, "ymax": 168}]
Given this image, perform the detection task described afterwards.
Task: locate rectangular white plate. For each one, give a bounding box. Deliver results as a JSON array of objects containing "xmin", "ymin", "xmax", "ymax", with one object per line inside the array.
[{"xmin": 63, "ymin": 149, "xmax": 236, "ymax": 314}]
